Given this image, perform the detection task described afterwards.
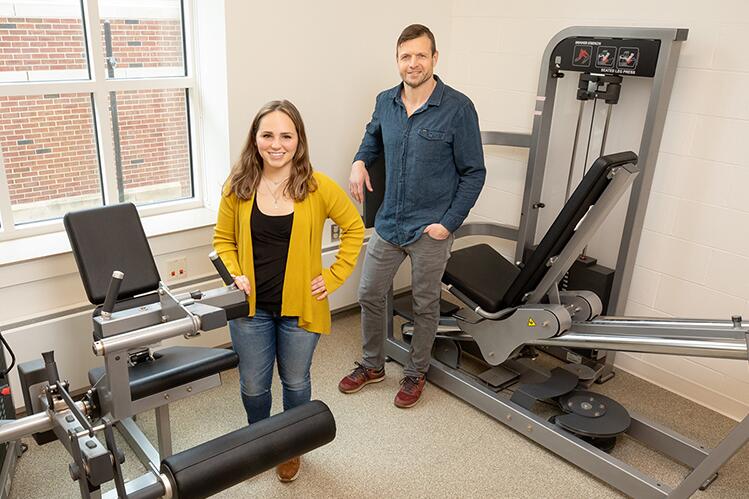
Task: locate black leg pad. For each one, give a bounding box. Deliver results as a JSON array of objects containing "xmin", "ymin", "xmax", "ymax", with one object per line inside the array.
[{"xmin": 160, "ymin": 400, "xmax": 336, "ymax": 499}]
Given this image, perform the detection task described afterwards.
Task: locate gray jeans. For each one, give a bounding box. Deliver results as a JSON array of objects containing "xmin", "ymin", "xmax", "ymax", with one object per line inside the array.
[{"xmin": 358, "ymin": 231, "xmax": 453, "ymax": 378}]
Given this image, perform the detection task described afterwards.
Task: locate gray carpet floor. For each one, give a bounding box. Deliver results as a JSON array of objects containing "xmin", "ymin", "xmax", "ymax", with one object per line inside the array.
[{"xmin": 8, "ymin": 308, "xmax": 749, "ymax": 498}]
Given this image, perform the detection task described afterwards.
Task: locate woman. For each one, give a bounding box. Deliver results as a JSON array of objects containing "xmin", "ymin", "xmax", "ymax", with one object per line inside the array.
[{"xmin": 213, "ymin": 100, "xmax": 364, "ymax": 482}]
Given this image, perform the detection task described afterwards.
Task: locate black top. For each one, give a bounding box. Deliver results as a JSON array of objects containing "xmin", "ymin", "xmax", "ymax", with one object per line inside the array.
[{"xmin": 250, "ymin": 197, "xmax": 293, "ymax": 315}]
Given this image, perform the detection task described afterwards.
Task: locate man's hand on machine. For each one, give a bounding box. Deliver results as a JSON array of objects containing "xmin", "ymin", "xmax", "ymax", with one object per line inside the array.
[
  {"xmin": 349, "ymin": 161, "xmax": 372, "ymax": 204},
  {"xmin": 234, "ymin": 275, "xmax": 251, "ymax": 295},
  {"xmin": 311, "ymin": 275, "xmax": 328, "ymax": 300},
  {"xmin": 423, "ymin": 223, "xmax": 450, "ymax": 240}
]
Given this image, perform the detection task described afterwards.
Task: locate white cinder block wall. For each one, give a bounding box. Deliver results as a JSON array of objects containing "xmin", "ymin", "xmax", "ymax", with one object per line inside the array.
[{"xmin": 441, "ymin": 0, "xmax": 749, "ymax": 420}]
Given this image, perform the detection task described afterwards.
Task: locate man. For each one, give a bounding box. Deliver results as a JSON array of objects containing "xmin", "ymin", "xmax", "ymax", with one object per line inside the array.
[{"xmin": 338, "ymin": 24, "xmax": 485, "ymax": 408}]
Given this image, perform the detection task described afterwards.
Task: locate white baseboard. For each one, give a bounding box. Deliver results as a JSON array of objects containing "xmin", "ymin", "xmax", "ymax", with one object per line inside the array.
[{"xmin": 615, "ymin": 353, "xmax": 749, "ymax": 422}]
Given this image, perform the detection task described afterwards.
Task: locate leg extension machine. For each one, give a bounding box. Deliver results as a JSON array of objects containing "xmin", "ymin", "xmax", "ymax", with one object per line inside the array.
[{"xmin": 0, "ymin": 204, "xmax": 336, "ymax": 499}]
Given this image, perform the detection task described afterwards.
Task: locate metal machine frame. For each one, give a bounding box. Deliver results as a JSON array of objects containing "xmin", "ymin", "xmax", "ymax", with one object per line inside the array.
[
  {"xmin": 385, "ymin": 156, "xmax": 749, "ymax": 497},
  {"xmin": 518, "ymin": 26, "xmax": 687, "ymax": 316},
  {"xmin": 376, "ymin": 26, "xmax": 749, "ymax": 498},
  {"xmin": 0, "ymin": 206, "xmax": 336, "ymax": 499},
  {"xmin": 0, "ymin": 277, "xmax": 247, "ymax": 498},
  {"xmin": 478, "ymin": 26, "xmax": 688, "ymax": 379},
  {"xmin": 0, "ymin": 270, "xmax": 336, "ymax": 499},
  {"xmin": 386, "ymin": 339, "xmax": 749, "ymax": 498}
]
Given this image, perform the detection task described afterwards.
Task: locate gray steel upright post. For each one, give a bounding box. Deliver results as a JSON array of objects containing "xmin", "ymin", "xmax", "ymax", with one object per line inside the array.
[
  {"xmin": 601, "ymin": 28, "xmax": 687, "ymax": 377},
  {"xmin": 514, "ymin": 37, "xmax": 560, "ymax": 263},
  {"xmin": 607, "ymin": 29, "xmax": 687, "ymax": 315}
]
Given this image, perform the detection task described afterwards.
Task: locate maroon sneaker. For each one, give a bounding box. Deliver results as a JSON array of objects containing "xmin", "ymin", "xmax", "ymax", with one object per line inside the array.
[
  {"xmin": 394, "ymin": 375, "xmax": 426, "ymax": 408},
  {"xmin": 338, "ymin": 362, "xmax": 385, "ymax": 394}
]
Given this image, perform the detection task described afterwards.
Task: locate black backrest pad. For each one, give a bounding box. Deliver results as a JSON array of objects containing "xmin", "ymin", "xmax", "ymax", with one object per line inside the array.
[
  {"xmin": 501, "ymin": 151, "xmax": 638, "ymax": 307},
  {"xmin": 64, "ymin": 203, "xmax": 161, "ymax": 305}
]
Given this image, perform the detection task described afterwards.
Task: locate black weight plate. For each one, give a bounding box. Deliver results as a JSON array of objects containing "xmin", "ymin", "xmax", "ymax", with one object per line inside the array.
[
  {"xmin": 556, "ymin": 390, "xmax": 630, "ymax": 438},
  {"xmin": 559, "ymin": 391, "xmax": 608, "ymax": 417}
]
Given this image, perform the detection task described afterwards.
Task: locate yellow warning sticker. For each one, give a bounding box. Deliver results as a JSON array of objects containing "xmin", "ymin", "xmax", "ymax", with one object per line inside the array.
[{"xmin": 528, "ymin": 318, "xmax": 536, "ymax": 327}]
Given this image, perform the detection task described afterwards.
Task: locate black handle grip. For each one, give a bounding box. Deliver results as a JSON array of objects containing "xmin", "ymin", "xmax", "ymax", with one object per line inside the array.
[
  {"xmin": 41, "ymin": 351, "xmax": 60, "ymax": 384},
  {"xmin": 102, "ymin": 271, "xmax": 124, "ymax": 315},
  {"xmin": 209, "ymin": 251, "xmax": 234, "ymax": 286}
]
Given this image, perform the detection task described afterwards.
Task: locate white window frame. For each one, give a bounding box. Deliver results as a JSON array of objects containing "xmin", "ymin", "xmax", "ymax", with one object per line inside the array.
[{"xmin": 0, "ymin": 0, "xmax": 204, "ymax": 242}]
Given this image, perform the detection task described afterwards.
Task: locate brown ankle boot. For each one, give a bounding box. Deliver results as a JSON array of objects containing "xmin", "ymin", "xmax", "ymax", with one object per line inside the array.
[{"xmin": 276, "ymin": 456, "xmax": 301, "ymax": 482}]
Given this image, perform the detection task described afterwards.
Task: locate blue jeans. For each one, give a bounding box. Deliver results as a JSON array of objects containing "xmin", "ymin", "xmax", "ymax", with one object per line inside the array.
[{"xmin": 229, "ymin": 308, "xmax": 321, "ymax": 424}]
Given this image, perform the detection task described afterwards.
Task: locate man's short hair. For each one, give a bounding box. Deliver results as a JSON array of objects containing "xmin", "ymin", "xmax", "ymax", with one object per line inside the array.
[{"xmin": 397, "ymin": 24, "xmax": 436, "ymax": 55}]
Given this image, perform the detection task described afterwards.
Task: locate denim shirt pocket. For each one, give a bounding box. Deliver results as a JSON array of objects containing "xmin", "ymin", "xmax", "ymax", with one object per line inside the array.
[
  {"xmin": 417, "ymin": 128, "xmax": 453, "ymax": 142},
  {"xmin": 406, "ymin": 128, "xmax": 455, "ymax": 212},
  {"xmin": 416, "ymin": 127, "xmax": 453, "ymax": 165}
]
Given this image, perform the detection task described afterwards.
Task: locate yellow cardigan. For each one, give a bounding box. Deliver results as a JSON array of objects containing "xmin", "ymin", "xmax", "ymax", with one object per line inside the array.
[{"xmin": 213, "ymin": 171, "xmax": 364, "ymax": 334}]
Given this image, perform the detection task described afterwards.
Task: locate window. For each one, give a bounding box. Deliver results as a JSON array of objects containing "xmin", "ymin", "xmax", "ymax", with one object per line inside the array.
[{"xmin": 0, "ymin": 0, "xmax": 198, "ymax": 239}]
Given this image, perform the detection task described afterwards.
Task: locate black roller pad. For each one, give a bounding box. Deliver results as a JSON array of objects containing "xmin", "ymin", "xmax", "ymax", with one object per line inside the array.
[{"xmin": 161, "ymin": 400, "xmax": 336, "ymax": 499}]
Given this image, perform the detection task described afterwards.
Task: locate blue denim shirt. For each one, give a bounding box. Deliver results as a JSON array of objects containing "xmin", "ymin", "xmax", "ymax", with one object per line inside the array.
[{"xmin": 354, "ymin": 75, "xmax": 486, "ymax": 246}]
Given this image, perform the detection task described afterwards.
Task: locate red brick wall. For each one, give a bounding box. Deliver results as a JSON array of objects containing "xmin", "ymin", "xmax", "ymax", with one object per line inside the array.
[
  {"xmin": 0, "ymin": 89, "xmax": 191, "ymax": 206},
  {"xmin": 0, "ymin": 18, "xmax": 86, "ymax": 72},
  {"xmin": 103, "ymin": 19, "xmax": 184, "ymax": 70},
  {"xmin": 0, "ymin": 17, "xmax": 184, "ymax": 73},
  {"xmin": 114, "ymin": 88, "xmax": 190, "ymax": 196},
  {"xmin": 0, "ymin": 17, "xmax": 189, "ymax": 208},
  {"xmin": 0, "ymin": 93, "xmax": 100, "ymax": 204}
]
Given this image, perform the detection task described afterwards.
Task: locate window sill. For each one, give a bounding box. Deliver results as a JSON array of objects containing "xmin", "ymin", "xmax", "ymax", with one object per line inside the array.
[{"xmin": 0, "ymin": 207, "xmax": 218, "ymax": 267}]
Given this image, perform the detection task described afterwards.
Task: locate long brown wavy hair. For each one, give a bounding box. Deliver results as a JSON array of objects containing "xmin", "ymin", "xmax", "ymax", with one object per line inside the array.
[{"xmin": 225, "ymin": 100, "xmax": 317, "ymax": 201}]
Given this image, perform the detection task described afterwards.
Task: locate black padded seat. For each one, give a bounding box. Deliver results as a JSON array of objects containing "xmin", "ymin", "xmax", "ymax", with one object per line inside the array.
[
  {"xmin": 88, "ymin": 346, "xmax": 238, "ymax": 400},
  {"xmin": 442, "ymin": 152, "xmax": 638, "ymax": 314},
  {"xmin": 443, "ymin": 244, "xmax": 520, "ymax": 313}
]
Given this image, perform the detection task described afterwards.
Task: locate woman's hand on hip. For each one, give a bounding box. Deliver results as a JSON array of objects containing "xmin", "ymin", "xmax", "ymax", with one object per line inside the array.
[
  {"xmin": 311, "ymin": 275, "xmax": 328, "ymax": 301},
  {"xmin": 234, "ymin": 275, "xmax": 251, "ymax": 295}
]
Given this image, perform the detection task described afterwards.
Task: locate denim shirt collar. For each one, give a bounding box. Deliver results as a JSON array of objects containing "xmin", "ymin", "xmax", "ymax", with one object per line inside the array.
[{"xmin": 389, "ymin": 74, "xmax": 445, "ymax": 110}]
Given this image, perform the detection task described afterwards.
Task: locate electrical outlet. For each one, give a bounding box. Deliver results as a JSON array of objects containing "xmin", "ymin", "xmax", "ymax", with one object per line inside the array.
[
  {"xmin": 330, "ymin": 223, "xmax": 341, "ymax": 241},
  {"xmin": 166, "ymin": 257, "xmax": 188, "ymax": 281}
]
